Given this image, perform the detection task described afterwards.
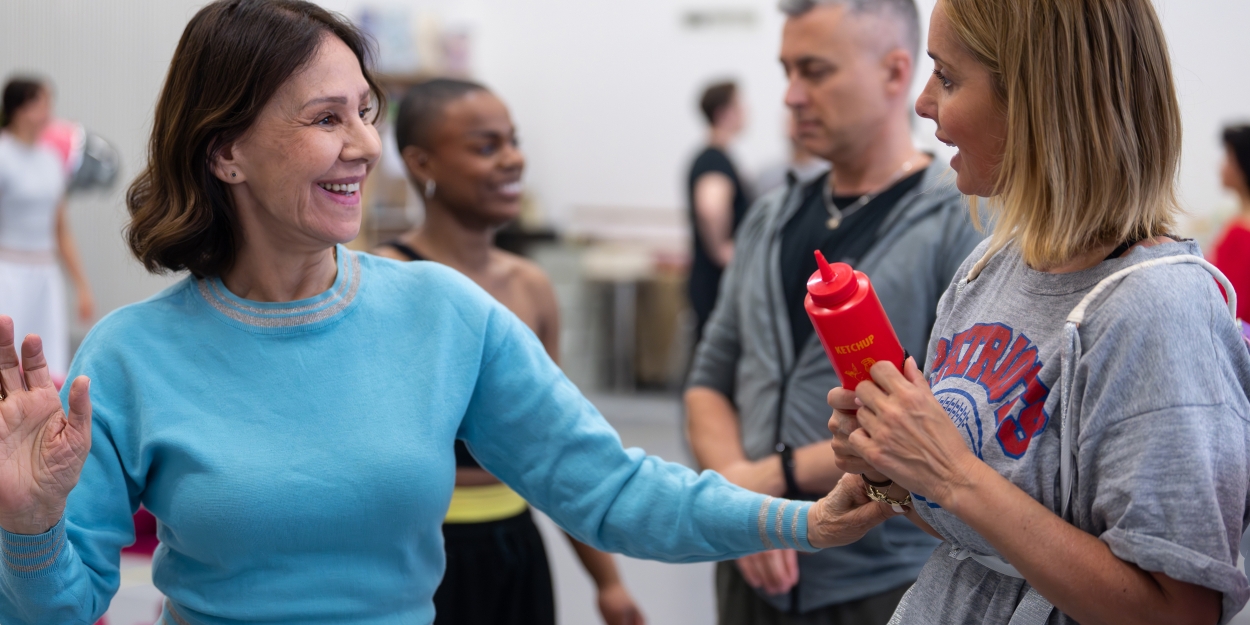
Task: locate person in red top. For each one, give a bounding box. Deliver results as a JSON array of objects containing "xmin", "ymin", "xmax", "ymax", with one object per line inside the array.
[{"xmin": 1212, "ymin": 124, "xmax": 1250, "ymax": 320}]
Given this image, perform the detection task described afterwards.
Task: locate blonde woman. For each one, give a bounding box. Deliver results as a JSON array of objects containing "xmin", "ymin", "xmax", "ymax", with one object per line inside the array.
[{"xmin": 828, "ymin": 1, "xmax": 1250, "ymax": 624}]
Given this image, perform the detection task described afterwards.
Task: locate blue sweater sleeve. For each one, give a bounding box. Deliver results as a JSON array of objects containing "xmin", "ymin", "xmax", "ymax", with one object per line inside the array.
[
  {"xmin": 458, "ymin": 306, "xmax": 817, "ymax": 561},
  {"xmin": 0, "ymin": 342, "xmax": 141, "ymax": 624}
]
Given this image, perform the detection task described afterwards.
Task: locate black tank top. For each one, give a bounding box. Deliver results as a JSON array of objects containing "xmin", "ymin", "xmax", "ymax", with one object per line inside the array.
[{"xmin": 385, "ymin": 241, "xmax": 482, "ymax": 470}]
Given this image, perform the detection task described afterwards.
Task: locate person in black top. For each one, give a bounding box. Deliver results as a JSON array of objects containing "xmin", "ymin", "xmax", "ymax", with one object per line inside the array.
[
  {"xmin": 688, "ymin": 80, "xmax": 751, "ymax": 342},
  {"xmin": 374, "ymin": 79, "xmax": 644, "ymax": 625}
]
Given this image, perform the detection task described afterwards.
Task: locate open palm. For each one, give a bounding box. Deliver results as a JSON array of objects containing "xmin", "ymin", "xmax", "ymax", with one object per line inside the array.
[{"xmin": 0, "ymin": 316, "xmax": 91, "ymax": 536}]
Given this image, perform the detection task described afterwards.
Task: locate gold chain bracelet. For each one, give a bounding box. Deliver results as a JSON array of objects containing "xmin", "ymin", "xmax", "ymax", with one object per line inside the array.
[{"xmin": 865, "ymin": 482, "xmax": 912, "ymax": 510}]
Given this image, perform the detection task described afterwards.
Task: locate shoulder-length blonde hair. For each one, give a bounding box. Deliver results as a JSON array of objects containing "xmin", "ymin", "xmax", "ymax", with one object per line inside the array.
[{"xmin": 943, "ymin": 0, "xmax": 1181, "ymax": 268}]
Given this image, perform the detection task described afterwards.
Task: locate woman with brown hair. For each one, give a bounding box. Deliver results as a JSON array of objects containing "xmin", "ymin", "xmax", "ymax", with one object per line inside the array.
[
  {"xmin": 828, "ymin": 0, "xmax": 1250, "ymax": 623},
  {"xmin": 0, "ymin": 1, "xmax": 901, "ymax": 623}
]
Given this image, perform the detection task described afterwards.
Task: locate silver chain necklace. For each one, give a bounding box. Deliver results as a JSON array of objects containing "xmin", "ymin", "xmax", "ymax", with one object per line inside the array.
[{"xmin": 824, "ymin": 158, "xmax": 919, "ymax": 230}]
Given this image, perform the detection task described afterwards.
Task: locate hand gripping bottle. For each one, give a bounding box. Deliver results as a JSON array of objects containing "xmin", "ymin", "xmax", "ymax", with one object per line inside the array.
[{"xmin": 805, "ymin": 251, "xmax": 906, "ymax": 391}]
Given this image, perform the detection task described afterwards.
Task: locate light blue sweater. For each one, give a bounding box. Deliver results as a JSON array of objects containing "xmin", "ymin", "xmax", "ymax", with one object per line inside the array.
[{"xmin": 0, "ymin": 248, "xmax": 815, "ymax": 624}]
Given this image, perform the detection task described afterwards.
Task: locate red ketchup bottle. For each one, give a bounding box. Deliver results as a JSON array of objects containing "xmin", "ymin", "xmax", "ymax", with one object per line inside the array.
[{"xmin": 805, "ymin": 251, "xmax": 905, "ymax": 391}]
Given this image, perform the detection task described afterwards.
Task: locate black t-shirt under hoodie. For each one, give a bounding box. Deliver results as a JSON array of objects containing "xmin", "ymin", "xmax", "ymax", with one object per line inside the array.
[{"xmin": 780, "ymin": 168, "xmax": 926, "ymax": 356}]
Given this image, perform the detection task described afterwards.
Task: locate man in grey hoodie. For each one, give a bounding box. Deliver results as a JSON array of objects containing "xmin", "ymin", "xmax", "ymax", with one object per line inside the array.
[{"xmin": 685, "ymin": 1, "xmax": 983, "ymax": 623}]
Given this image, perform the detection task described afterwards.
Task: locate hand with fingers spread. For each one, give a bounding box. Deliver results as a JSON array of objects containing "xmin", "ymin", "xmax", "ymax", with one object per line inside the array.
[
  {"xmin": 842, "ymin": 357, "xmax": 981, "ymax": 508},
  {"xmin": 0, "ymin": 316, "xmax": 92, "ymax": 536}
]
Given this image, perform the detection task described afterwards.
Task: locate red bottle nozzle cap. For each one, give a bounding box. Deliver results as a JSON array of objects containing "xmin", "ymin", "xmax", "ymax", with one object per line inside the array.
[
  {"xmin": 816, "ymin": 251, "xmax": 835, "ymax": 282},
  {"xmin": 806, "ymin": 252, "xmax": 858, "ymax": 307}
]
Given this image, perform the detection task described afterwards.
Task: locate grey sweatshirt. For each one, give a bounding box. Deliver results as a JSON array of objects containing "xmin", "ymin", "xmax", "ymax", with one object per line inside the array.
[
  {"xmin": 689, "ymin": 165, "xmax": 984, "ymax": 611},
  {"xmin": 894, "ymin": 239, "xmax": 1250, "ymax": 624}
]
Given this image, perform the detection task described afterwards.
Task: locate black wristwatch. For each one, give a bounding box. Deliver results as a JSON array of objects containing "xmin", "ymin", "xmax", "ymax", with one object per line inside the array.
[{"xmin": 776, "ymin": 443, "xmax": 801, "ymax": 499}]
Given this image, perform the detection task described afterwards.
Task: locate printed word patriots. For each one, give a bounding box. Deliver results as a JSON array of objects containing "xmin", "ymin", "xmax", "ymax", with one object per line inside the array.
[{"xmin": 930, "ymin": 323, "xmax": 1051, "ymax": 459}]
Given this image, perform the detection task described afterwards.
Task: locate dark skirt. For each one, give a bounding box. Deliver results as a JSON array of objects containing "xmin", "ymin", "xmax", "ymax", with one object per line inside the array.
[{"xmin": 433, "ymin": 509, "xmax": 555, "ymax": 625}]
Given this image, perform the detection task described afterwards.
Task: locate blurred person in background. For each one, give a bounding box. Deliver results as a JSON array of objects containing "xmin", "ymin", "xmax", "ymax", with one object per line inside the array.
[
  {"xmin": 688, "ymin": 80, "xmax": 751, "ymax": 343},
  {"xmin": 1211, "ymin": 124, "xmax": 1250, "ymax": 321},
  {"xmin": 754, "ymin": 113, "xmax": 829, "ymax": 197},
  {"xmin": 0, "ymin": 76, "xmax": 93, "ymax": 383},
  {"xmin": 685, "ymin": 0, "xmax": 982, "ymax": 623},
  {"xmin": 373, "ymin": 78, "xmax": 645, "ymax": 625}
]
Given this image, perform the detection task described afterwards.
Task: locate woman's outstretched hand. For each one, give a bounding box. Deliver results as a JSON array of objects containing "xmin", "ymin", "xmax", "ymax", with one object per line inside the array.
[
  {"xmin": 806, "ymin": 472, "xmax": 904, "ymax": 549},
  {"xmin": 844, "ymin": 358, "xmax": 980, "ymax": 508},
  {"xmin": 0, "ymin": 316, "xmax": 92, "ymax": 536}
]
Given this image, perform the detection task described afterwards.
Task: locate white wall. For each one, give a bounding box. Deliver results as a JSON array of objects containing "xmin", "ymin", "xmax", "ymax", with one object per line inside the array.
[
  {"xmin": 474, "ymin": 0, "xmax": 793, "ymax": 222},
  {"xmin": 1157, "ymin": 0, "xmax": 1250, "ymax": 237},
  {"xmin": 3, "ymin": 0, "xmax": 1249, "ymax": 318},
  {"xmin": 458, "ymin": 0, "xmax": 1250, "ymax": 232},
  {"xmin": 0, "ymin": 0, "xmax": 205, "ymax": 324},
  {"xmin": 317, "ymin": 0, "xmax": 802, "ymax": 223}
]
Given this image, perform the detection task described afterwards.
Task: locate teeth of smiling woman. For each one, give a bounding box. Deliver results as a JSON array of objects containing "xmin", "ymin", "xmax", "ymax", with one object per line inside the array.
[
  {"xmin": 318, "ymin": 182, "xmax": 360, "ymax": 194},
  {"xmin": 499, "ymin": 182, "xmax": 523, "ymax": 195}
]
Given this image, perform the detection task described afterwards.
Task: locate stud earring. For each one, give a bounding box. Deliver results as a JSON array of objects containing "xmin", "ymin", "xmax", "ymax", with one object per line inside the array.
[
  {"xmin": 231, "ymin": 172, "xmax": 236, "ymax": 178},
  {"xmin": 424, "ymin": 179, "xmax": 436, "ymax": 199}
]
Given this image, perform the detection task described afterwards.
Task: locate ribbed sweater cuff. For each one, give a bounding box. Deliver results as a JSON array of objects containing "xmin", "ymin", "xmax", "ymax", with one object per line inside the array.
[
  {"xmin": 2, "ymin": 517, "xmax": 67, "ymax": 578},
  {"xmin": 755, "ymin": 497, "xmax": 819, "ymax": 553}
]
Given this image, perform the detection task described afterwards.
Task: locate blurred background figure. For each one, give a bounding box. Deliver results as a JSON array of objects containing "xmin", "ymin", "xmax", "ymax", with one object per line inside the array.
[
  {"xmin": 753, "ymin": 113, "xmax": 829, "ymax": 197},
  {"xmin": 1212, "ymin": 124, "xmax": 1250, "ymax": 321},
  {"xmin": 0, "ymin": 76, "xmax": 92, "ymax": 383},
  {"xmin": 373, "ymin": 78, "xmax": 645, "ymax": 625},
  {"xmin": 687, "ymin": 80, "xmax": 750, "ymax": 343}
]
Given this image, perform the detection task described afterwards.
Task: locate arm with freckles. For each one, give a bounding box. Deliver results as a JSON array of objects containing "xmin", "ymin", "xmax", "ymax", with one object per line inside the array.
[
  {"xmin": 838, "ymin": 358, "xmax": 1221, "ymax": 625},
  {"xmin": 936, "ymin": 460, "xmax": 1219, "ymax": 625}
]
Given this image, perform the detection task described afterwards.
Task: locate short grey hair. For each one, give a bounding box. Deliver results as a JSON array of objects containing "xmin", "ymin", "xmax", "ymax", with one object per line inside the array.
[{"xmin": 778, "ymin": 0, "xmax": 921, "ymax": 60}]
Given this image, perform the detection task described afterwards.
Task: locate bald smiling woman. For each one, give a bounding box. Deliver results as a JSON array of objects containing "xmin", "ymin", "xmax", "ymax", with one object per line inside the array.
[{"xmin": 0, "ymin": 2, "xmax": 899, "ymax": 624}]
